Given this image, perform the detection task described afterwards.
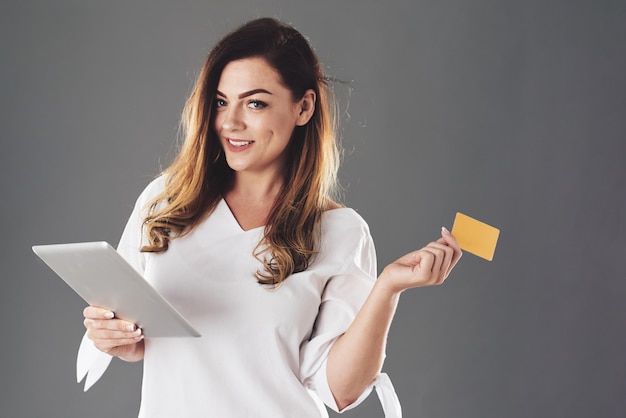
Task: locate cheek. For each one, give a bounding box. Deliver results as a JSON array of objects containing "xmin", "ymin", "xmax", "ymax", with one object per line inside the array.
[
  {"xmin": 269, "ymin": 112, "xmax": 297, "ymax": 140},
  {"xmin": 213, "ymin": 113, "xmax": 224, "ymax": 131}
]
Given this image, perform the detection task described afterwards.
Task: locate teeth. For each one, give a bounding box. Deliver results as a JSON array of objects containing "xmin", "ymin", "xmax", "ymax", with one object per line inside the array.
[{"xmin": 228, "ymin": 139, "xmax": 253, "ymax": 147}]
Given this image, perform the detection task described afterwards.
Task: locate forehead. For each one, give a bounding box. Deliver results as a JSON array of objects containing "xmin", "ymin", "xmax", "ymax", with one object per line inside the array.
[{"xmin": 217, "ymin": 57, "xmax": 286, "ymax": 93}]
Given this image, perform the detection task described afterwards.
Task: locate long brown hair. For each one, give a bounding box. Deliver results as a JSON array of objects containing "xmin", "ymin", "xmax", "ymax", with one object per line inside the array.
[{"xmin": 141, "ymin": 18, "xmax": 341, "ymax": 285}]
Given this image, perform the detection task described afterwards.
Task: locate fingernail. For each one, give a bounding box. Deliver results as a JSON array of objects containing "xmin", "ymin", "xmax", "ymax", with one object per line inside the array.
[
  {"xmin": 134, "ymin": 328, "xmax": 142, "ymax": 336},
  {"xmin": 442, "ymin": 226, "xmax": 450, "ymax": 234},
  {"xmin": 126, "ymin": 324, "xmax": 136, "ymax": 332},
  {"xmin": 104, "ymin": 311, "xmax": 114, "ymax": 319}
]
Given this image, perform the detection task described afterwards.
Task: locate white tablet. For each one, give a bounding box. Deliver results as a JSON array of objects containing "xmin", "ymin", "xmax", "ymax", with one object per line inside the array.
[{"xmin": 33, "ymin": 241, "xmax": 201, "ymax": 338}]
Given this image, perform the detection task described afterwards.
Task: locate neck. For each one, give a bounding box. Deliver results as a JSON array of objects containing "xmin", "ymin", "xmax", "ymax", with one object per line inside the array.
[
  {"xmin": 223, "ymin": 169, "xmax": 285, "ymax": 231},
  {"xmin": 228, "ymin": 169, "xmax": 284, "ymax": 204}
]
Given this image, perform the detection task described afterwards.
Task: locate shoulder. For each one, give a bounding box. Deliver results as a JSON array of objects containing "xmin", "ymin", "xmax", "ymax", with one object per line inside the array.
[
  {"xmin": 318, "ymin": 207, "xmax": 376, "ymax": 274},
  {"xmin": 324, "ymin": 199, "xmax": 343, "ymax": 211},
  {"xmin": 128, "ymin": 175, "xmax": 168, "ymax": 222},
  {"xmin": 136, "ymin": 175, "xmax": 168, "ymax": 205},
  {"xmin": 321, "ymin": 207, "xmax": 371, "ymax": 239}
]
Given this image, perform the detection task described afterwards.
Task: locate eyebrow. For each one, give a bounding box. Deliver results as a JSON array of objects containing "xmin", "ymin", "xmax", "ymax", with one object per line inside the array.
[{"xmin": 216, "ymin": 89, "xmax": 273, "ymax": 99}]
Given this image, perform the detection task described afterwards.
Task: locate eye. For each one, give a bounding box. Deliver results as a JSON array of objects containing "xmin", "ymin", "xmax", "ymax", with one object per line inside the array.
[
  {"xmin": 215, "ymin": 98, "xmax": 227, "ymax": 108},
  {"xmin": 247, "ymin": 100, "xmax": 268, "ymax": 109}
]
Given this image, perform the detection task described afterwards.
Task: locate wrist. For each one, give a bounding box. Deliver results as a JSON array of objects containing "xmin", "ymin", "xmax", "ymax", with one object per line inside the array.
[
  {"xmin": 373, "ymin": 274, "xmax": 403, "ymax": 301},
  {"xmin": 118, "ymin": 340, "xmax": 145, "ymax": 362}
]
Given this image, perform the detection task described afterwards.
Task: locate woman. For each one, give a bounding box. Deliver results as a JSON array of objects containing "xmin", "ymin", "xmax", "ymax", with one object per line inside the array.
[{"xmin": 81, "ymin": 17, "xmax": 461, "ymax": 417}]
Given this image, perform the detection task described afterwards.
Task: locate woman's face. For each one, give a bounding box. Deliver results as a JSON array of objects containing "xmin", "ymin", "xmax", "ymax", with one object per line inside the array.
[{"xmin": 213, "ymin": 57, "xmax": 314, "ymax": 179}]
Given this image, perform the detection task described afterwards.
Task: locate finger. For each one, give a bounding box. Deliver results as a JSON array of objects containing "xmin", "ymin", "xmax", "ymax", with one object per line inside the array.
[
  {"xmin": 423, "ymin": 242, "xmax": 451, "ymax": 274},
  {"xmin": 440, "ymin": 227, "xmax": 461, "ymax": 251},
  {"xmin": 88, "ymin": 327, "xmax": 143, "ymax": 342},
  {"xmin": 83, "ymin": 306, "xmax": 115, "ymax": 320},
  {"xmin": 84, "ymin": 317, "xmax": 139, "ymax": 333},
  {"xmin": 429, "ymin": 241, "xmax": 454, "ymax": 265},
  {"xmin": 419, "ymin": 248, "xmax": 442, "ymax": 276},
  {"xmin": 428, "ymin": 244, "xmax": 456, "ymax": 281},
  {"xmin": 412, "ymin": 249, "xmax": 435, "ymax": 277},
  {"xmin": 440, "ymin": 228, "xmax": 463, "ymax": 266},
  {"xmin": 420, "ymin": 249, "xmax": 449, "ymax": 285},
  {"xmin": 425, "ymin": 243, "xmax": 457, "ymax": 285},
  {"xmin": 91, "ymin": 332, "xmax": 144, "ymax": 352}
]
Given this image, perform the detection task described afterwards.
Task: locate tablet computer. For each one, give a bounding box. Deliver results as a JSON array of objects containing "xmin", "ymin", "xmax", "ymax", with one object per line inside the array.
[{"xmin": 33, "ymin": 241, "xmax": 201, "ymax": 338}]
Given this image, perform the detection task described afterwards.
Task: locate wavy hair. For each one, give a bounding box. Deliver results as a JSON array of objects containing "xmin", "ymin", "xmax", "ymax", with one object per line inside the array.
[{"xmin": 141, "ymin": 17, "xmax": 341, "ymax": 285}]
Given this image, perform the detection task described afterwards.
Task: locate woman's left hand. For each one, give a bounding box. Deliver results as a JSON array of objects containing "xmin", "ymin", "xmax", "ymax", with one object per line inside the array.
[{"xmin": 378, "ymin": 227, "xmax": 462, "ymax": 294}]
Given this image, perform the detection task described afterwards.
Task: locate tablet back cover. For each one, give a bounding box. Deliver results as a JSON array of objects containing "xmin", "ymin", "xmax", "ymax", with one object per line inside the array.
[{"xmin": 33, "ymin": 241, "xmax": 200, "ymax": 338}]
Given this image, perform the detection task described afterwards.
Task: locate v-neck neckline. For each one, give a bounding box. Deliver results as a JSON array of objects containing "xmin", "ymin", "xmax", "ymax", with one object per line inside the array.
[
  {"xmin": 218, "ymin": 198, "xmax": 354, "ymax": 233},
  {"xmin": 219, "ymin": 198, "xmax": 267, "ymax": 233}
]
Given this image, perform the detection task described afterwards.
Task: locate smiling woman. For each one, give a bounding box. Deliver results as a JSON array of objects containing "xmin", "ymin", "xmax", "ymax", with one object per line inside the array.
[
  {"xmin": 214, "ymin": 58, "xmax": 315, "ymax": 187},
  {"xmin": 79, "ymin": 17, "xmax": 461, "ymax": 418},
  {"xmin": 140, "ymin": 18, "xmax": 341, "ymax": 287}
]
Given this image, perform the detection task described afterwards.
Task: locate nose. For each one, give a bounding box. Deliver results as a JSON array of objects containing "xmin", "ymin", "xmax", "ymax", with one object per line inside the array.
[{"xmin": 219, "ymin": 105, "xmax": 245, "ymax": 131}]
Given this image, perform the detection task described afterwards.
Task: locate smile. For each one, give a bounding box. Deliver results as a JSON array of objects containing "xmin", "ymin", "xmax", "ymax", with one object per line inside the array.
[
  {"xmin": 225, "ymin": 138, "xmax": 255, "ymax": 153},
  {"xmin": 228, "ymin": 138, "xmax": 254, "ymax": 147}
]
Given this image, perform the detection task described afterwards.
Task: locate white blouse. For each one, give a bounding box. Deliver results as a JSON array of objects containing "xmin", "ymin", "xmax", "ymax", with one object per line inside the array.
[{"xmin": 77, "ymin": 177, "xmax": 401, "ymax": 417}]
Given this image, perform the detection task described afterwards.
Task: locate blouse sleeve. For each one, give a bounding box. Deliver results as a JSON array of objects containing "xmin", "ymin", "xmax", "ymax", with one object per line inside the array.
[
  {"xmin": 76, "ymin": 179, "xmax": 159, "ymax": 391},
  {"xmin": 299, "ymin": 221, "xmax": 402, "ymax": 416}
]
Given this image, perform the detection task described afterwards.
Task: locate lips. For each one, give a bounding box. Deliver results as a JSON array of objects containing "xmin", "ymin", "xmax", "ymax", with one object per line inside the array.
[
  {"xmin": 225, "ymin": 138, "xmax": 254, "ymax": 152},
  {"xmin": 228, "ymin": 139, "xmax": 253, "ymax": 147}
]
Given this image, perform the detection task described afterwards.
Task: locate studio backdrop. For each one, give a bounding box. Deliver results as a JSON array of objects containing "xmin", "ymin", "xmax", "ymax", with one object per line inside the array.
[{"xmin": 1, "ymin": 1, "xmax": 625, "ymax": 417}]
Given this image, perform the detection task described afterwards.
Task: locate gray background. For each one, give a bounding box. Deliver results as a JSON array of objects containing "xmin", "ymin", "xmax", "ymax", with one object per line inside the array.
[{"xmin": 2, "ymin": 1, "xmax": 625, "ymax": 417}]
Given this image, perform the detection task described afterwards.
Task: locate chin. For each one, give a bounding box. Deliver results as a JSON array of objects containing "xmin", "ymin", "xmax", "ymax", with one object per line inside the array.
[{"xmin": 224, "ymin": 158, "xmax": 249, "ymax": 172}]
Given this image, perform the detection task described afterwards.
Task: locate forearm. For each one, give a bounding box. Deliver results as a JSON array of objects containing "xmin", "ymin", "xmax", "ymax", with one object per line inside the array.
[
  {"xmin": 326, "ymin": 277, "xmax": 400, "ymax": 410},
  {"xmin": 326, "ymin": 228, "xmax": 462, "ymax": 410}
]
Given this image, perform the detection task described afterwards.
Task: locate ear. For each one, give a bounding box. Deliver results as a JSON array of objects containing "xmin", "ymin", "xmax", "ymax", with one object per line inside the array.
[{"xmin": 295, "ymin": 89, "xmax": 316, "ymax": 126}]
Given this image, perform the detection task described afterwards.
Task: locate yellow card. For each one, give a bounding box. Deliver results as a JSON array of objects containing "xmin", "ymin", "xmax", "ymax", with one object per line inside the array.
[{"xmin": 451, "ymin": 212, "xmax": 500, "ymax": 261}]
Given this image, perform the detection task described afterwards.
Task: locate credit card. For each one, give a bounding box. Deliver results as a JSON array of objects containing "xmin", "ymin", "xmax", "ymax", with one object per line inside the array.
[{"xmin": 451, "ymin": 212, "xmax": 500, "ymax": 261}]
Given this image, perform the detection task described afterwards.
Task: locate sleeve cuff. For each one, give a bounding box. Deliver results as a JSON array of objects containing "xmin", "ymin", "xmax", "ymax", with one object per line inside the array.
[
  {"xmin": 76, "ymin": 331, "xmax": 113, "ymax": 391},
  {"xmin": 373, "ymin": 373, "xmax": 402, "ymax": 417},
  {"xmin": 309, "ymin": 359, "xmax": 402, "ymax": 417}
]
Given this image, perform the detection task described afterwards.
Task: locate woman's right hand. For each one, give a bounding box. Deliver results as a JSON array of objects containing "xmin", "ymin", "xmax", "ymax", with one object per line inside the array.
[{"xmin": 83, "ymin": 306, "xmax": 145, "ymax": 361}]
